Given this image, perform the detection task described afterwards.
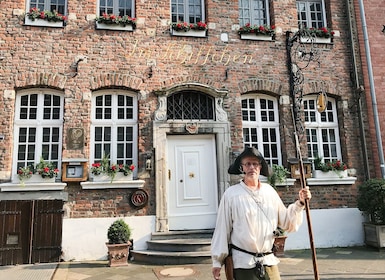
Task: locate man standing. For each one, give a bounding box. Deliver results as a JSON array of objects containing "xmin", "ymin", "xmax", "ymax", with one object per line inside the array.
[{"xmin": 211, "ymin": 146, "xmax": 312, "ymax": 280}]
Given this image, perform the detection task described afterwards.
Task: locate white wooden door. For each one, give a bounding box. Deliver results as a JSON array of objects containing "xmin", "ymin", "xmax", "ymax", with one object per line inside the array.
[{"xmin": 167, "ymin": 135, "xmax": 218, "ymax": 230}]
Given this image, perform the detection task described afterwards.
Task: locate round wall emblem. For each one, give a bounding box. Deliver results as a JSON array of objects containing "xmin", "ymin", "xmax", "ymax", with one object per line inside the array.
[{"xmin": 130, "ymin": 190, "xmax": 149, "ymax": 208}]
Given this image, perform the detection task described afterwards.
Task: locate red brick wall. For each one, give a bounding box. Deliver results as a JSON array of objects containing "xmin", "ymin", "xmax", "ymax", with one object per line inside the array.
[
  {"xmin": 0, "ymin": 0, "xmax": 367, "ymax": 215},
  {"xmin": 354, "ymin": 0, "xmax": 385, "ymax": 179}
]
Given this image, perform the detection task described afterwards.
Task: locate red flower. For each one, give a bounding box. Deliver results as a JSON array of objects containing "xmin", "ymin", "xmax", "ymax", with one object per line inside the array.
[
  {"xmin": 40, "ymin": 11, "xmax": 46, "ymax": 18},
  {"xmin": 130, "ymin": 165, "xmax": 135, "ymax": 171},
  {"xmin": 92, "ymin": 163, "xmax": 101, "ymax": 168}
]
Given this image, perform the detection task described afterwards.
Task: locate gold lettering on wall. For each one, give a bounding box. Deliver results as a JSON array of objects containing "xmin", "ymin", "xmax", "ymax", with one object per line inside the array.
[{"xmin": 125, "ymin": 40, "xmax": 253, "ymax": 66}]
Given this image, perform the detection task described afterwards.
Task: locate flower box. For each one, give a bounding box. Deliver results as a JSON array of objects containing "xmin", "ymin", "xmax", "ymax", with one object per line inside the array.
[
  {"xmin": 17, "ymin": 174, "xmax": 56, "ymax": 184},
  {"xmin": 312, "ymin": 170, "xmax": 348, "ymax": 179},
  {"xmin": 171, "ymin": 29, "xmax": 206, "ymax": 38},
  {"xmin": 24, "ymin": 17, "xmax": 64, "ymax": 28},
  {"xmin": 300, "ymin": 37, "xmax": 331, "ymax": 44},
  {"xmin": 92, "ymin": 172, "xmax": 133, "ymax": 182},
  {"xmin": 95, "ymin": 22, "xmax": 134, "ymax": 31},
  {"xmin": 240, "ymin": 34, "xmax": 273, "ymax": 41}
]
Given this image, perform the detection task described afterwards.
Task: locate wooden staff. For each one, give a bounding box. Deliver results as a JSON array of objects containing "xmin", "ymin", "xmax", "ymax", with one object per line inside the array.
[{"xmin": 293, "ymin": 129, "xmax": 320, "ymax": 280}]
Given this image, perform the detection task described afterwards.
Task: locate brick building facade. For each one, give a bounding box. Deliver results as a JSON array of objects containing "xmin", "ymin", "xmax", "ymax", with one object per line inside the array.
[{"xmin": 0, "ymin": 0, "xmax": 372, "ymax": 262}]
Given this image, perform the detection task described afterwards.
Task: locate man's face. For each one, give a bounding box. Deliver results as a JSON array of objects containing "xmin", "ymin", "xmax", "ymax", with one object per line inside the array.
[{"xmin": 240, "ymin": 156, "xmax": 262, "ymax": 176}]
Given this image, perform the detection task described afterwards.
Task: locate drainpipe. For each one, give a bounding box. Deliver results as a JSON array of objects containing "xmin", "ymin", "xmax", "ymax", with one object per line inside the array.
[
  {"xmin": 347, "ymin": 0, "xmax": 370, "ymax": 180},
  {"xmin": 358, "ymin": 0, "xmax": 385, "ymax": 178}
]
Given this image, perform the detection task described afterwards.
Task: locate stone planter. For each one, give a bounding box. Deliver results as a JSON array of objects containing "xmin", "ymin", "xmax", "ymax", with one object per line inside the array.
[
  {"xmin": 92, "ymin": 172, "xmax": 133, "ymax": 182},
  {"xmin": 106, "ymin": 242, "xmax": 131, "ymax": 267},
  {"xmin": 362, "ymin": 223, "xmax": 385, "ymax": 249},
  {"xmin": 312, "ymin": 170, "xmax": 348, "ymax": 179},
  {"xmin": 171, "ymin": 29, "xmax": 206, "ymax": 37},
  {"xmin": 95, "ymin": 22, "xmax": 134, "ymax": 31},
  {"xmin": 240, "ymin": 34, "xmax": 273, "ymax": 41},
  {"xmin": 24, "ymin": 17, "xmax": 64, "ymax": 28}
]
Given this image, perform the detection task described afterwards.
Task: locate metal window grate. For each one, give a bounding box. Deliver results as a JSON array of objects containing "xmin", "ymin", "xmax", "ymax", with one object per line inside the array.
[{"xmin": 167, "ymin": 91, "xmax": 215, "ymax": 121}]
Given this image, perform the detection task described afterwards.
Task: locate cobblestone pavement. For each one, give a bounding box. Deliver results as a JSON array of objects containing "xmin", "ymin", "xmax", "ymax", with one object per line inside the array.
[{"xmin": 1, "ymin": 246, "xmax": 385, "ymax": 280}]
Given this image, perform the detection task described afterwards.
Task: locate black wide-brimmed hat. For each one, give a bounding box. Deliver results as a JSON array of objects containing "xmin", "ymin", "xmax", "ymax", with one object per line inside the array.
[{"xmin": 228, "ymin": 146, "xmax": 270, "ymax": 176}]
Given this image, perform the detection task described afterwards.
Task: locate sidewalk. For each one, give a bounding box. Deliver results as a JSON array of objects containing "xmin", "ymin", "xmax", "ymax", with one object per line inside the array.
[{"xmin": 1, "ymin": 246, "xmax": 385, "ymax": 280}]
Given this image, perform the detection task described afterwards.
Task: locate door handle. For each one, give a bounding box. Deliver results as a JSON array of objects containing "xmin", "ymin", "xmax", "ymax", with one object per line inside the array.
[{"xmin": 168, "ymin": 169, "xmax": 171, "ymax": 180}]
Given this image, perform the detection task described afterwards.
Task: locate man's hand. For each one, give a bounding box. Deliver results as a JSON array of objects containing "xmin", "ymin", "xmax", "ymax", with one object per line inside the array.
[
  {"xmin": 299, "ymin": 186, "xmax": 311, "ymax": 204},
  {"xmin": 212, "ymin": 267, "xmax": 221, "ymax": 280}
]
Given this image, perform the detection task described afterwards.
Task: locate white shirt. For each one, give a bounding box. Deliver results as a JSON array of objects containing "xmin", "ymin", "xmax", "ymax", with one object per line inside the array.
[{"xmin": 211, "ymin": 180, "xmax": 304, "ymax": 269}]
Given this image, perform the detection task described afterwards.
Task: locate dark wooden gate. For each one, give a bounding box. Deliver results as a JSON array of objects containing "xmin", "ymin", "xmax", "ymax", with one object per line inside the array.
[{"xmin": 0, "ymin": 200, "xmax": 63, "ymax": 266}]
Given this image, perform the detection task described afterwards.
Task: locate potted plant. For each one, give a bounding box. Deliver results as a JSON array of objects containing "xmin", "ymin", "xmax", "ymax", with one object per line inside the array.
[
  {"xmin": 25, "ymin": 7, "xmax": 67, "ymax": 27},
  {"xmin": 313, "ymin": 155, "xmax": 348, "ymax": 178},
  {"xmin": 95, "ymin": 13, "xmax": 136, "ymax": 31},
  {"xmin": 106, "ymin": 219, "xmax": 132, "ymax": 267},
  {"xmin": 91, "ymin": 154, "xmax": 135, "ymax": 182},
  {"xmin": 238, "ymin": 23, "xmax": 275, "ymax": 40},
  {"xmin": 273, "ymin": 227, "xmax": 287, "ymax": 257},
  {"xmin": 357, "ymin": 178, "xmax": 385, "ymax": 249},
  {"xmin": 170, "ymin": 21, "xmax": 207, "ymax": 37},
  {"xmin": 16, "ymin": 158, "xmax": 59, "ymax": 184},
  {"xmin": 267, "ymin": 164, "xmax": 290, "ymax": 188},
  {"xmin": 299, "ymin": 27, "xmax": 334, "ymax": 43}
]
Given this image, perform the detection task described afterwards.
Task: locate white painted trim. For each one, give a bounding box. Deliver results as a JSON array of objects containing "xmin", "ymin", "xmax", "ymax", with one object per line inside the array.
[
  {"xmin": 300, "ymin": 37, "xmax": 331, "ymax": 44},
  {"xmin": 286, "ymin": 208, "xmax": 365, "ymax": 250},
  {"xmin": 306, "ymin": 177, "xmax": 357, "ymax": 185},
  {"xmin": 61, "ymin": 216, "xmax": 155, "ymax": 261},
  {"xmin": 171, "ymin": 29, "xmax": 207, "ymax": 37},
  {"xmin": 95, "ymin": 22, "xmax": 134, "ymax": 31},
  {"xmin": 0, "ymin": 183, "xmax": 66, "ymax": 192},
  {"xmin": 24, "ymin": 17, "xmax": 64, "ymax": 28},
  {"xmin": 240, "ymin": 34, "xmax": 273, "ymax": 41},
  {"xmin": 80, "ymin": 180, "xmax": 145, "ymax": 189}
]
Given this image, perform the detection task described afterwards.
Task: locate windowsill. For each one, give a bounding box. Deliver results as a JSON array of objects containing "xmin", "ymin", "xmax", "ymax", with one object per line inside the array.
[
  {"xmin": 24, "ymin": 17, "xmax": 65, "ymax": 28},
  {"xmin": 240, "ymin": 34, "xmax": 274, "ymax": 41},
  {"xmin": 300, "ymin": 37, "xmax": 332, "ymax": 44},
  {"xmin": 0, "ymin": 182, "xmax": 66, "ymax": 192},
  {"xmin": 259, "ymin": 177, "xmax": 297, "ymax": 186},
  {"xmin": 80, "ymin": 180, "xmax": 145, "ymax": 189},
  {"xmin": 170, "ymin": 29, "xmax": 207, "ymax": 38},
  {"xmin": 306, "ymin": 177, "xmax": 357, "ymax": 185},
  {"xmin": 95, "ymin": 22, "xmax": 134, "ymax": 31}
]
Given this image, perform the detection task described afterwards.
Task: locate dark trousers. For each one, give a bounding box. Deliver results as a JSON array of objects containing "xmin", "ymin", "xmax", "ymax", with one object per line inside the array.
[{"xmin": 234, "ymin": 265, "xmax": 281, "ymax": 280}]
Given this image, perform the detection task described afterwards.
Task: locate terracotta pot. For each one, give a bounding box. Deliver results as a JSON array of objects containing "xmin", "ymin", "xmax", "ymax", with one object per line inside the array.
[{"xmin": 106, "ymin": 241, "xmax": 131, "ymax": 267}]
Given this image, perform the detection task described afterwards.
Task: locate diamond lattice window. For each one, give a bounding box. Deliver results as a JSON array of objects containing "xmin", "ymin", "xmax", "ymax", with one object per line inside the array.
[{"xmin": 167, "ymin": 91, "xmax": 215, "ymax": 120}]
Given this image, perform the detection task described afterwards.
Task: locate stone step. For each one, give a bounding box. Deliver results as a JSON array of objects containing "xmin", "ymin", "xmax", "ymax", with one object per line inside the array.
[
  {"xmin": 151, "ymin": 229, "xmax": 214, "ymax": 240},
  {"xmin": 147, "ymin": 238, "xmax": 212, "ymax": 252},
  {"xmin": 131, "ymin": 249, "xmax": 212, "ymax": 265},
  {"xmin": 131, "ymin": 230, "xmax": 214, "ymax": 265}
]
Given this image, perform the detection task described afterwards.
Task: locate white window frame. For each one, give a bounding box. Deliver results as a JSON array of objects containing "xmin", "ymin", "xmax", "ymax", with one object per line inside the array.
[
  {"xmin": 12, "ymin": 89, "xmax": 64, "ymax": 181},
  {"xmin": 239, "ymin": 0, "xmax": 270, "ymax": 27},
  {"xmin": 27, "ymin": 0, "xmax": 67, "ymax": 15},
  {"xmin": 90, "ymin": 90, "xmax": 138, "ymax": 176},
  {"xmin": 241, "ymin": 94, "xmax": 281, "ymax": 166},
  {"xmin": 296, "ymin": 0, "xmax": 327, "ymax": 29},
  {"xmin": 171, "ymin": 0, "xmax": 205, "ymax": 24},
  {"xmin": 25, "ymin": 0, "xmax": 68, "ymax": 27},
  {"xmin": 97, "ymin": 0, "xmax": 135, "ymax": 18},
  {"xmin": 304, "ymin": 95, "xmax": 342, "ymax": 165}
]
